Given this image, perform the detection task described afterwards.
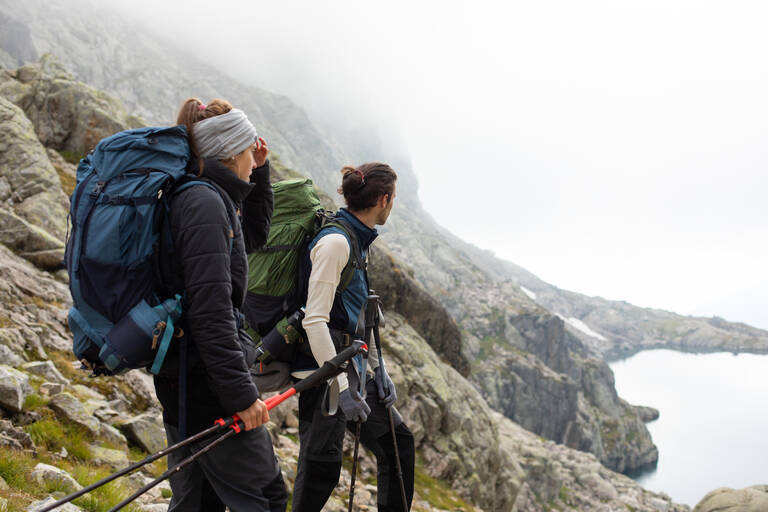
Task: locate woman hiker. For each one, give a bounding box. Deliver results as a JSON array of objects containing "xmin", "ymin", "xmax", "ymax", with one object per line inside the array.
[{"xmin": 152, "ymin": 97, "xmax": 288, "ymax": 512}]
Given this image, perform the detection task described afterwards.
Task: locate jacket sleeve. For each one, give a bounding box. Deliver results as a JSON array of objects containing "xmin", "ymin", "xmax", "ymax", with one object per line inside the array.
[
  {"xmin": 171, "ymin": 186, "xmax": 259, "ymax": 413},
  {"xmin": 242, "ymin": 160, "xmax": 274, "ymax": 252}
]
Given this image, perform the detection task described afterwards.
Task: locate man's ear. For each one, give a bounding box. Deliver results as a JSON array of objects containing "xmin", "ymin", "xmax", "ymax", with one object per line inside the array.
[{"xmin": 380, "ymin": 193, "xmax": 390, "ymax": 208}]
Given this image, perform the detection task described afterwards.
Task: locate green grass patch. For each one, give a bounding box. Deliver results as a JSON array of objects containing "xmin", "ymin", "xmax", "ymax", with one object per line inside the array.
[
  {"xmin": 25, "ymin": 419, "xmax": 91, "ymax": 461},
  {"xmin": 0, "ymin": 449, "xmax": 37, "ymax": 490},
  {"xmin": 23, "ymin": 393, "xmax": 49, "ymax": 411},
  {"xmin": 49, "ymin": 351, "xmax": 82, "ymax": 382},
  {"xmin": 59, "ymin": 150, "xmax": 84, "ymax": 165},
  {"xmin": 69, "ymin": 465, "xmax": 142, "ymax": 512},
  {"xmin": 413, "ymin": 457, "xmax": 474, "ymax": 510}
]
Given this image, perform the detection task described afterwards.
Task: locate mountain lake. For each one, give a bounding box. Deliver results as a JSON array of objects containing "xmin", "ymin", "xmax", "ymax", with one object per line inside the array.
[{"xmin": 609, "ymin": 349, "xmax": 768, "ymax": 506}]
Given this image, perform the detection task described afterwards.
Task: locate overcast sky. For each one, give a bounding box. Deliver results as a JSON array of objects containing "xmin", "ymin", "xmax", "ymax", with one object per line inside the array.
[{"xmin": 113, "ymin": 0, "xmax": 768, "ymax": 329}]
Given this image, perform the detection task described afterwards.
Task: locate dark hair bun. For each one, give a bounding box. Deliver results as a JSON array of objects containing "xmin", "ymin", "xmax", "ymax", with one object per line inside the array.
[{"xmin": 337, "ymin": 163, "xmax": 397, "ymax": 210}]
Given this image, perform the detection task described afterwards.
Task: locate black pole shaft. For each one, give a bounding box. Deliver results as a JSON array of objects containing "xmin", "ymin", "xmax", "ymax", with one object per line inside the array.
[
  {"xmin": 373, "ymin": 317, "xmax": 409, "ymax": 512},
  {"xmin": 108, "ymin": 428, "xmax": 238, "ymax": 511},
  {"xmin": 39, "ymin": 421, "xmax": 225, "ymax": 512},
  {"xmin": 347, "ymin": 420, "xmax": 362, "ymax": 512},
  {"xmin": 388, "ymin": 409, "xmax": 409, "ymax": 511}
]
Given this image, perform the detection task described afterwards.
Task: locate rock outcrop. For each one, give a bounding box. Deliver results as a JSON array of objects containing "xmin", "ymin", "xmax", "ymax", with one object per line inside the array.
[
  {"xmin": 0, "ymin": 53, "xmax": 143, "ymax": 158},
  {"xmin": 694, "ymin": 485, "xmax": 768, "ymax": 512},
  {"xmin": 0, "ymin": 95, "xmax": 66, "ymax": 268}
]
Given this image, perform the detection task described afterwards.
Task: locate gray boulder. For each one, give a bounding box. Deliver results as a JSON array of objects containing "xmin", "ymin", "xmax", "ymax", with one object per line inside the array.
[
  {"xmin": 88, "ymin": 444, "xmax": 129, "ymax": 470},
  {"xmin": 635, "ymin": 405, "xmax": 661, "ymax": 423},
  {"xmin": 0, "ymin": 245, "xmax": 71, "ymax": 360},
  {"xmin": 0, "ymin": 95, "xmax": 67, "ymax": 269},
  {"xmin": 4, "ymin": 54, "xmax": 143, "ymax": 158},
  {"xmin": 21, "ymin": 360, "xmax": 69, "ymax": 385},
  {"xmin": 27, "ymin": 496, "xmax": 83, "ymax": 511},
  {"xmin": 30, "ymin": 462, "xmax": 82, "ymax": 494},
  {"xmin": 48, "ymin": 392, "xmax": 100, "ymax": 434},
  {"xmin": 99, "ymin": 422, "xmax": 128, "ymax": 449},
  {"xmin": 694, "ymin": 485, "xmax": 768, "ymax": 512},
  {"xmin": 0, "ymin": 207, "xmax": 64, "ymax": 268},
  {"xmin": 0, "ymin": 344, "xmax": 23, "ymax": 368},
  {"xmin": 0, "ymin": 419, "xmax": 35, "ymax": 451},
  {"xmin": 120, "ymin": 412, "xmax": 166, "ymax": 454},
  {"xmin": 39, "ymin": 382, "xmax": 64, "ymax": 396},
  {"xmin": 0, "ymin": 364, "xmax": 30, "ymax": 412}
]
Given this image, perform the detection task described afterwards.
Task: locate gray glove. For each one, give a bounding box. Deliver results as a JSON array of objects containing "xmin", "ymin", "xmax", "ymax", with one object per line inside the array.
[
  {"xmin": 339, "ymin": 387, "xmax": 371, "ymax": 423},
  {"xmin": 374, "ymin": 366, "xmax": 397, "ymax": 408}
]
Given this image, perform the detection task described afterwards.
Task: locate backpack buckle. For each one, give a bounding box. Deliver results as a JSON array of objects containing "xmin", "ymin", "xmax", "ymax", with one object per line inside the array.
[
  {"xmin": 89, "ymin": 181, "xmax": 105, "ymax": 199},
  {"xmin": 151, "ymin": 321, "xmax": 167, "ymax": 349}
]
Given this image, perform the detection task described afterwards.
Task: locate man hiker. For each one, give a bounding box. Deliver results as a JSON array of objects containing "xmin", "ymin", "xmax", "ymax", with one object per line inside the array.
[{"xmin": 291, "ymin": 162, "xmax": 415, "ymax": 512}]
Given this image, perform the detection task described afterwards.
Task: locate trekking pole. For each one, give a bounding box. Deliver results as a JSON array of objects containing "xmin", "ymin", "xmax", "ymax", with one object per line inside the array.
[
  {"xmin": 347, "ymin": 420, "xmax": 362, "ymax": 512},
  {"xmin": 347, "ymin": 295, "xmax": 376, "ymax": 512},
  {"xmin": 113, "ymin": 341, "xmax": 370, "ymax": 511},
  {"xmin": 109, "ymin": 418, "xmax": 246, "ymax": 511},
  {"xmin": 38, "ymin": 416, "xmax": 242, "ymax": 512},
  {"xmin": 46, "ymin": 342, "xmax": 369, "ymax": 512},
  {"xmin": 371, "ymin": 294, "xmax": 409, "ymax": 512}
]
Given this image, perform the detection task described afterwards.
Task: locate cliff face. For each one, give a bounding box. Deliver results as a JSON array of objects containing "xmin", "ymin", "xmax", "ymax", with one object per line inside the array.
[{"xmin": 383, "ymin": 201, "xmax": 660, "ymax": 472}]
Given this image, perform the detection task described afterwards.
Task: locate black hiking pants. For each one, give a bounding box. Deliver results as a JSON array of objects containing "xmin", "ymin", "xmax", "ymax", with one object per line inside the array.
[
  {"xmin": 164, "ymin": 423, "xmax": 288, "ymax": 512},
  {"xmin": 291, "ymin": 376, "xmax": 415, "ymax": 512}
]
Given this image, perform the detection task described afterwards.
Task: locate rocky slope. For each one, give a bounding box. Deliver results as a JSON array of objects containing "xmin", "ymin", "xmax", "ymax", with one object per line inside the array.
[
  {"xmin": 0, "ymin": 62, "xmax": 698, "ymax": 510},
  {"xmin": 0, "ymin": 238, "xmax": 690, "ymax": 512},
  {"xmin": 0, "ymin": 0, "xmax": 352, "ymax": 201}
]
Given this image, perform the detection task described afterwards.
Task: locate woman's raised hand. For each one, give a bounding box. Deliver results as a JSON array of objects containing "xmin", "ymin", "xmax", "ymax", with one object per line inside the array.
[{"xmin": 253, "ymin": 137, "xmax": 269, "ymax": 168}]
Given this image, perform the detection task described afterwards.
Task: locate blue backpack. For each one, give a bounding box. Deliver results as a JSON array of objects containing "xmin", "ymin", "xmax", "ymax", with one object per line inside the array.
[{"xmin": 65, "ymin": 126, "xmax": 228, "ymax": 376}]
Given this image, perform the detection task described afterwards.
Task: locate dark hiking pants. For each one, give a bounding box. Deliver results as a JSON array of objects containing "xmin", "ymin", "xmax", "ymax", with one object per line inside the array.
[
  {"xmin": 291, "ymin": 376, "xmax": 415, "ymax": 512},
  {"xmin": 164, "ymin": 423, "xmax": 288, "ymax": 512}
]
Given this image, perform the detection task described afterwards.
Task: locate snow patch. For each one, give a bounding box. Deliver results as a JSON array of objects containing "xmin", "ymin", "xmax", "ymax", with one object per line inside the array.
[
  {"xmin": 520, "ymin": 286, "xmax": 537, "ymax": 300},
  {"xmin": 561, "ymin": 316, "xmax": 607, "ymax": 341}
]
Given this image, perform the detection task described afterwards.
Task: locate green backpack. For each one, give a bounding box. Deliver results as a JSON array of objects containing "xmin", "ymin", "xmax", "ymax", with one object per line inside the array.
[{"xmin": 243, "ymin": 178, "xmax": 362, "ymax": 373}]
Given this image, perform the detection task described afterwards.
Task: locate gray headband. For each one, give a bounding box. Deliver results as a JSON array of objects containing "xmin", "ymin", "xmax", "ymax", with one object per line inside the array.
[{"xmin": 192, "ymin": 108, "xmax": 258, "ymax": 160}]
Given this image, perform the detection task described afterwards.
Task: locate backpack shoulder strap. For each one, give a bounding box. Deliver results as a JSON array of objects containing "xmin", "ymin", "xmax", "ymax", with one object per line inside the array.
[{"xmin": 171, "ymin": 177, "xmax": 237, "ymax": 253}]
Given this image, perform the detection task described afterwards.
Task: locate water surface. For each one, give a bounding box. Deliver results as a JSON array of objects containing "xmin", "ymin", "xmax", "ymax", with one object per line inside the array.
[{"xmin": 609, "ymin": 349, "xmax": 768, "ymax": 506}]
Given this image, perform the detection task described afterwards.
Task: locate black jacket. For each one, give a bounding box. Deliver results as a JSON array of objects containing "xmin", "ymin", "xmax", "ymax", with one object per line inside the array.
[{"xmin": 155, "ymin": 158, "xmax": 273, "ymax": 431}]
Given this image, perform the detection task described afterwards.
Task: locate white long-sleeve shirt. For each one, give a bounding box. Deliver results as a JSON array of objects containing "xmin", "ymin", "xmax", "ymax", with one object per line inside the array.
[{"xmin": 296, "ymin": 233, "xmax": 379, "ymax": 391}]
